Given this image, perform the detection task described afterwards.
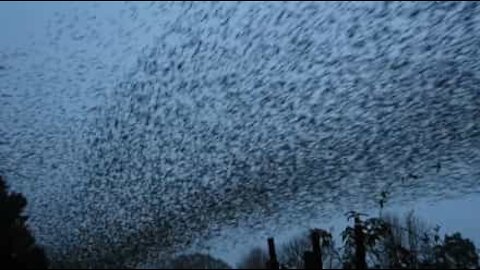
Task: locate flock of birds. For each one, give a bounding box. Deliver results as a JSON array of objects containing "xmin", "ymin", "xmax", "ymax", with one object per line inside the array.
[{"xmin": 1, "ymin": 1, "xmax": 479, "ymax": 267}]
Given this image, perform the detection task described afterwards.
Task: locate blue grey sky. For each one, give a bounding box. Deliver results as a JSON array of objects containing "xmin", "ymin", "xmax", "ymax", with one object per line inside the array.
[{"xmin": 1, "ymin": 1, "xmax": 479, "ymax": 267}]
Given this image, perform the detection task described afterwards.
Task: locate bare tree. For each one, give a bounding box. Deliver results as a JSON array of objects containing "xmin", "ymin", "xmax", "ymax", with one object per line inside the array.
[
  {"xmin": 238, "ymin": 247, "xmax": 268, "ymax": 269},
  {"xmin": 378, "ymin": 211, "xmax": 432, "ymax": 268},
  {"xmin": 278, "ymin": 232, "xmax": 310, "ymax": 269},
  {"xmin": 277, "ymin": 229, "xmax": 339, "ymax": 269},
  {"xmin": 157, "ymin": 253, "xmax": 232, "ymax": 269}
]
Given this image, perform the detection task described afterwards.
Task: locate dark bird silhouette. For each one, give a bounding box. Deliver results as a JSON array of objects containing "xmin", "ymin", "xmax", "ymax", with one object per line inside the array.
[
  {"xmin": 435, "ymin": 161, "xmax": 441, "ymax": 173},
  {"xmin": 408, "ymin": 173, "xmax": 419, "ymax": 180}
]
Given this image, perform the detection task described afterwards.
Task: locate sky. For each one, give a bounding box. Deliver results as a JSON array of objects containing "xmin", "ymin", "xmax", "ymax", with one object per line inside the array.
[
  {"xmin": 205, "ymin": 194, "xmax": 480, "ymax": 266},
  {"xmin": 1, "ymin": 1, "xmax": 479, "ymax": 268}
]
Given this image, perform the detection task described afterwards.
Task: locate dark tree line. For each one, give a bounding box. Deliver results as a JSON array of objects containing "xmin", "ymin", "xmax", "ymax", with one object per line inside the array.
[
  {"xmin": 240, "ymin": 210, "xmax": 479, "ymax": 269},
  {"xmin": 1, "ymin": 173, "xmax": 479, "ymax": 269},
  {"xmin": 0, "ymin": 176, "xmax": 49, "ymax": 269}
]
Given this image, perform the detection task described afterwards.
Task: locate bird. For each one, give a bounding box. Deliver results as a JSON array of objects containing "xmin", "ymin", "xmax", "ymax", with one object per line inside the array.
[{"xmin": 435, "ymin": 161, "xmax": 441, "ymax": 173}]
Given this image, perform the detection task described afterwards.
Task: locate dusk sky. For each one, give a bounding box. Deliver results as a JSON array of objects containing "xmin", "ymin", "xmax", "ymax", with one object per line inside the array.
[{"xmin": 1, "ymin": 2, "xmax": 479, "ymax": 268}]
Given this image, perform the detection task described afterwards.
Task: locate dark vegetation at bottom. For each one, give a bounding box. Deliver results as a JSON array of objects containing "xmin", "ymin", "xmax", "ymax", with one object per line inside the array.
[
  {"xmin": 0, "ymin": 176, "xmax": 49, "ymax": 269},
  {"xmin": 239, "ymin": 198, "xmax": 479, "ymax": 269},
  {"xmin": 240, "ymin": 213, "xmax": 479, "ymax": 269},
  {"xmin": 1, "ymin": 175, "xmax": 478, "ymax": 269}
]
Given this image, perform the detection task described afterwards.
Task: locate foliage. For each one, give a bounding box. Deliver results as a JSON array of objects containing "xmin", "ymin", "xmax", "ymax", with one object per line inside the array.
[
  {"xmin": 238, "ymin": 247, "xmax": 269, "ymax": 269},
  {"xmin": 242, "ymin": 209, "xmax": 479, "ymax": 269},
  {"xmin": 3, "ymin": 171, "xmax": 478, "ymax": 269},
  {"xmin": 0, "ymin": 176, "xmax": 49, "ymax": 269},
  {"xmin": 158, "ymin": 253, "xmax": 232, "ymax": 269},
  {"xmin": 276, "ymin": 228, "xmax": 337, "ymax": 269}
]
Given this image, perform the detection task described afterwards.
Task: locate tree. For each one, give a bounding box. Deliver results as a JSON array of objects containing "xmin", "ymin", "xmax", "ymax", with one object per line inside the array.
[
  {"xmin": 0, "ymin": 176, "xmax": 49, "ymax": 269},
  {"xmin": 377, "ymin": 211, "xmax": 429, "ymax": 269},
  {"xmin": 157, "ymin": 253, "xmax": 231, "ymax": 269},
  {"xmin": 341, "ymin": 211, "xmax": 392, "ymax": 269},
  {"xmin": 238, "ymin": 247, "xmax": 268, "ymax": 269},
  {"xmin": 436, "ymin": 233, "xmax": 479, "ymax": 269},
  {"xmin": 349, "ymin": 209, "xmax": 480, "ymax": 269},
  {"xmin": 240, "ymin": 229, "xmax": 340, "ymax": 269},
  {"xmin": 278, "ymin": 232, "xmax": 310, "ymax": 269}
]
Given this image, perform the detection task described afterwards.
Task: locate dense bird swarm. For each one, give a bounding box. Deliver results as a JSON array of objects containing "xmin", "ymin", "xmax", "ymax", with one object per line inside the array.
[{"xmin": 0, "ymin": 1, "xmax": 479, "ymax": 267}]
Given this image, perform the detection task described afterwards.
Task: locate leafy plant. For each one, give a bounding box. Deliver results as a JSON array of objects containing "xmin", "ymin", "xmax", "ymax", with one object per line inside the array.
[{"xmin": 0, "ymin": 176, "xmax": 49, "ymax": 269}]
